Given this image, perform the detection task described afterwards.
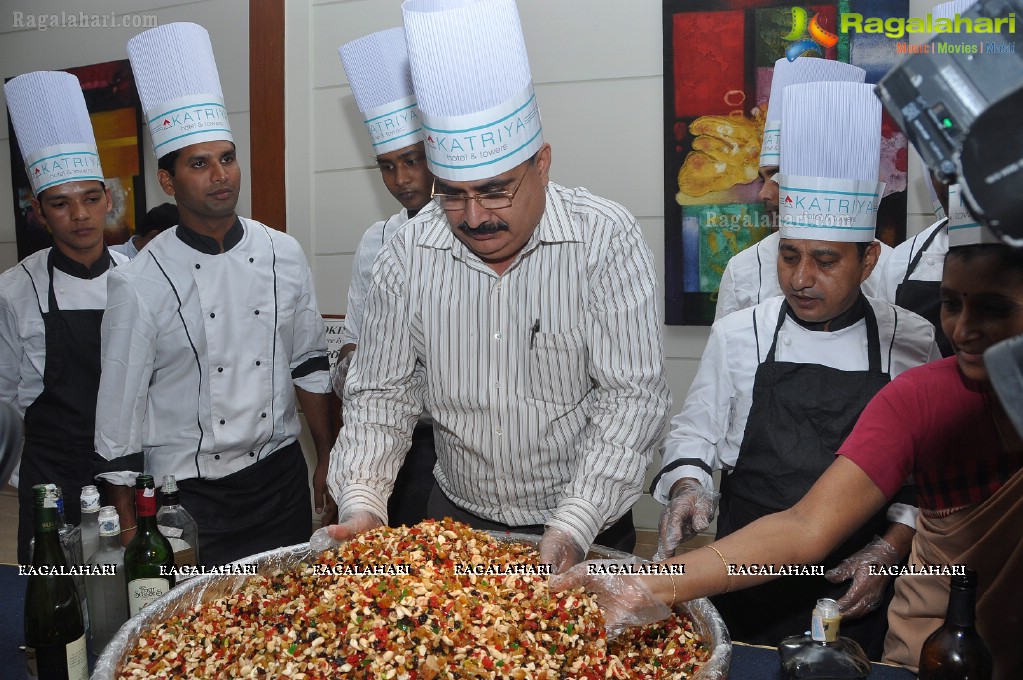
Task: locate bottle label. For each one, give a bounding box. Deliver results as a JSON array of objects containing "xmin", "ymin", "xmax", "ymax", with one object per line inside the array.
[
  {"xmin": 135, "ymin": 488, "xmax": 157, "ymax": 516},
  {"xmin": 128, "ymin": 577, "xmax": 171, "ymax": 616},
  {"xmin": 66, "ymin": 634, "xmax": 89, "ymax": 680},
  {"xmin": 811, "ymin": 612, "xmax": 840, "ymax": 642}
]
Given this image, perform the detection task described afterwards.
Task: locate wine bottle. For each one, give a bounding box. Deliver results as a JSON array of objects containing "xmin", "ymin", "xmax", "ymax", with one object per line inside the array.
[
  {"xmin": 24, "ymin": 484, "xmax": 89, "ymax": 680},
  {"xmin": 54, "ymin": 485, "xmax": 89, "ymax": 641},
  {"xmin": 778, "ymin": 598, "xmax": 871, "ymax": 679},
  {"xmin": 79, "ymin": 485, "xmax": 101, "ymax": 563},
  {"xmin": 123, "ymin": 475, "xmax": 175, "ymax": 616},
  {"xmin": 156, "ymin": 475, "xmax": 199, "ymax": 569},
  {"xmin": 85, "ymin": 506, "xmax": 129, "ymax": 654},
  {"xmin": 918, "ymin": 568, "xmax": 993, "ymax": 680}
]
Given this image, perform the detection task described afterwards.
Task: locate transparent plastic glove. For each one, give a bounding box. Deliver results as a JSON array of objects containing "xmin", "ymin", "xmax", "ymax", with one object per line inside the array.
[
  {"xmin": 329, "ymin": 352, "xmax": 352, "ymax": 399},
  {"xmin": 550, "ymin": 559, "xmax": 673, "ymax": 639},
  {"xmin": 824, "ymin": 536, "xmax": 899, "ymax": 619},
  {"xmin": 309, "ymin": 511, "xmax": 382, "ymax": 553},
  {"xmin": 653, "ymin": 478, "xmax": 719, "ymax": 562},
  {"xmin": 538, "ymin": 527, "xmax": 586, "ymax": 575}
]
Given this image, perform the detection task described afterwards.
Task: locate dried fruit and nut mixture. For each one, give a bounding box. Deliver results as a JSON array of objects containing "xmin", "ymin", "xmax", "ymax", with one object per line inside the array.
[{"xmin": 118, "ymin": 519, "xmax": 709, "ymax": 678}]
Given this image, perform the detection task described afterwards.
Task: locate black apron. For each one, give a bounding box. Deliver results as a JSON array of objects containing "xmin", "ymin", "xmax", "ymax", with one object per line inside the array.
[
  {"xmin": 17, "ymin": 254, "xmax": 109, "ymax": 564},
  {"xmin": 895, "ymin": 221, "xmax": 952, "ymax": 357},
  {"xmin": 175, "ymin": 440, "xmax": 311, "ymax": 566},
  {"xmin": 712, "ymin": 301, "xmax": 892, "ymax": 659}
]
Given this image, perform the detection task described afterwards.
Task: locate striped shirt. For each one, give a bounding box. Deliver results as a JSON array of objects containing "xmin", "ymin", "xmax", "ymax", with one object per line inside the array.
[{"xmin": 329, "ymin": 182, "xmax": 671, "ymax": 550}]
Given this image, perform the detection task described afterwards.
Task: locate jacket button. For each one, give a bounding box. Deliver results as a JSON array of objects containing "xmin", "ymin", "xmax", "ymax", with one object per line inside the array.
[
  {"xmin": 261, "ymin": 413, "xmax": 267, "ymax": 418},
  {"xmin": 255, "ymin": 360, "xmax": 261, "ymax": 366},
  {"xmin": 249, "ymin": 452, "xmax": 255, "ymax": 457},
  {"xmin": 217, "ymin": 367, "xmax": 224, "ymax": 373},
  {"xmin": 209, "ymin": 312, "xmax": 215, "ymax": 319},
  {"xmin": 249, "ymin": 258, "xmax": 254, "ymax": 263},
  {"xmin": 220, "ymin": 419, "xmax": 226, "ymax": 424},
  {"xmin": 214, "ymin": 454, "xmax": 220, "ymax": 460},
  {"xmin": 254, "ymin": 310, "xmax": 260, "ymax": 315},
  {"xmin": 195, "ymin": 264, "xmax": 200, "ymax": 269}
]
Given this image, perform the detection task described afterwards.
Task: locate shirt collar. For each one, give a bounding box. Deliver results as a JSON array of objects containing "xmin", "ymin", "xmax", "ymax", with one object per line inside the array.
[
  {"xmin": 175, "ymin": 217, "xmax": 244, "ymax": 254},
  {"xmin": 786, "ymin": 291, "xmax": 868, "ymax": 332},
  {"xmin": 49, "ymin": 246, "xmax": 113, "ymax": 279}
]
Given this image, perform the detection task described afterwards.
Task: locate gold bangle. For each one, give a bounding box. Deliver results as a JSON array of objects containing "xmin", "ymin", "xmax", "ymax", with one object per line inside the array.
[
  {"xmin": 706, "ymin": 544, "xmax": 731, "ymax": 594},
  {"xmin": 667, "ymin": 572, "xmax": 678, "ymax": 608}
]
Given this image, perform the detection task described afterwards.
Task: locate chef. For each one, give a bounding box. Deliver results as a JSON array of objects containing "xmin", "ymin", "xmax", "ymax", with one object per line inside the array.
[
  {"xmin": 325, "ymin": 0, "xmax": 671, "ymax": 573},
  {"xmin": 875, "ymin": 0, "xmax": 976, "ymax": 358},
  {"xmin": 335, "ymin": 27, "xmax": 438, "ymax": 528},
  {"xmin": 714, "ymin": 57, "xmax": 894, "ymax": 321},
  {"xmin": 94, "ymin": 23, "xmax": 334, "ymax": 565},
  {"xmin": 652, "ymin": 82, "xmax": 940, "ymax": 654},
  {"xmin": 0, "ymin": 71, "xmax": 130, "ymax": 563}
]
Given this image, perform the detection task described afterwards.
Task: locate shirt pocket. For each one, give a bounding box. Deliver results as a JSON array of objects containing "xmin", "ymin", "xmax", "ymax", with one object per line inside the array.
[{"xmin": 526, "ymin": 326, "xmax": 589, "ymax": 405}]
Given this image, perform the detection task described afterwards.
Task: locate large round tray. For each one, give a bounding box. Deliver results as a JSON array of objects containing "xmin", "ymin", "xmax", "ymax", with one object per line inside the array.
[{"xmin": 94, "ymin": 532, "xmax": 730, "ymax": 679}]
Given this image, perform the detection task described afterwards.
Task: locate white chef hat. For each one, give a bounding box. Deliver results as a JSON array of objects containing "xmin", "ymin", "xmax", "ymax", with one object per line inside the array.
[
  {"xmin": 917, "ymin": 0, "xmax": 978, "ymax": 218},
  {"xmin": 777, "ymin": 81, "xmax": 883, "ymax": 243},
  {"xmin": 402, "ymin": 0, "xmax": 542, "ymax": 181},
  {"xmin": 947, "ymin": 184, "xmax": 999, "ymax": 246},
  {"xmin": 127, "ymin": 22, "xmax": 233, "ymax": 159},
  {"xmin": 760, "ymin": 58, "xmax": 865, "ymax": 168},
  {"xmin": 340, "ymin": 27, "xmax": 423, "ymax": 156},
  {"xmin": 5, "ymin": 71, "xmax": 104, "ymax": 197}
]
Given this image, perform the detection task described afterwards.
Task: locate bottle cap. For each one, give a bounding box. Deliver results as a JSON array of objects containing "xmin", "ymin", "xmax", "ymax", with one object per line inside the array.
[
  {"xmin": 80, "ymin": 484, "xmax": 101, "ymax": 511},
  {"xmin": 98, "ymin": 506, "xmax": 121, "ymax": 536},
  {"xmin": 136, "ymin": 474, "xmax": 155, "ymax": 488},
  {"xmin": 161, "ymin": 475, "xmax": 178, "ymax": 494}
]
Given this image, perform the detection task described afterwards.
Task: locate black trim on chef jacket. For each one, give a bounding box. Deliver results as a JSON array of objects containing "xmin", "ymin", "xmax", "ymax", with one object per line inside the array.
[
  {"xmin": 50, "ymin": 245, "xmax": 112, "ymax": 279},
  {"xmin": 175, "ymin": 217, "xmax": 244, "ymax": 254},
  {"xmin": 293, "ymin": 357, "xmax": 330, "ymax": 379}
]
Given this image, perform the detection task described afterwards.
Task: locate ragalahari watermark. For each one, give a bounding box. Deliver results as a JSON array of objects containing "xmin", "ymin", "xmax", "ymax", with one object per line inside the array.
[{"xmin": 11, "ymin": 11, "xmax": 158, "ymax": 31}]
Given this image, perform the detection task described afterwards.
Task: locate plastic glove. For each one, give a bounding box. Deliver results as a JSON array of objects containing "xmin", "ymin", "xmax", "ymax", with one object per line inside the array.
[
  {"xmin": 653, "ymin": 478, "xmax": 719, "ymax": 562},
  {"xmin": 538, "ymin": 527, "xmax": 587, "ymax": 575},
  {"xmin": 311, "ymin": 460, "xmax": 338, "ymax": 525},
  {"xmin": 329, "ymin": 351, "xmax": 353, "ymax": 399},
  {"xmin": 550, "ymin": 559, "xmax": 673, "ymax": 639},
  {"xmin": 824, "ymin": 536, "xmax": 899, "ymax": 619},
  {"xmin": 309, "ymin": 511, "xmax": 382, "ymax": 553}
]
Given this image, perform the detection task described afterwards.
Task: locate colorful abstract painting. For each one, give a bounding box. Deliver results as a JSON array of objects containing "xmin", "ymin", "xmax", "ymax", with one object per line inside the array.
[
  {"xmin": 7, "ymin": 59, "xmax": 145, "ymax": 261},
  {"xmin": 664, "ymin": 0, "xmax": 910, "ymax": 325}
]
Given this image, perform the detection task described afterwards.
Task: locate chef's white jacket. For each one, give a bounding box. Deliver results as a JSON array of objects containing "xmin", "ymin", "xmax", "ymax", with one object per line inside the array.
[
  {"xmin": 655, "ymin": 295, "xmax": 940, "ymax": 507},
  {"xmin": 0, "ymin": 247, "xmax": 128, "ymax": 417},
  {"xmin": 714, "ymin": 232, "xmax": 894, "ymax": 321},
  {"xmin": 874, "ymin": 219, "xmax": 948, "ymax": 303},
  {"xmin": 94, "ymin": 218, "xmax": 330, "ymax": 485},
  {"xmin": 342, "ymin": 209, "xmax": 408, "ymax": 346}
]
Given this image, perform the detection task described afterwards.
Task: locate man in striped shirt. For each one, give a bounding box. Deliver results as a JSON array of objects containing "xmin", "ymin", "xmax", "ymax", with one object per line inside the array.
[{"xmin": 325, "ymin": 0, "xmax": 671, "ymax": 573}]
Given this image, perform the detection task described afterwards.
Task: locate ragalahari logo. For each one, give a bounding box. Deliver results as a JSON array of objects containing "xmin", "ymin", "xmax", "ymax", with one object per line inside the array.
[{"xmin": 783, "ymin": 7, "xmax": 840, "ymax": 61}]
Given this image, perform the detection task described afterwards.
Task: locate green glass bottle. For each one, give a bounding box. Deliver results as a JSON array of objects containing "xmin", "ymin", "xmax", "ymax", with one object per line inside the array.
[
  {"xmin": 24, "ymin": 484, "xmax": 89, "ymax": 680},
  {"xmin": 123, "ymin": 475, "xmax": 176, "ymax": 616}
]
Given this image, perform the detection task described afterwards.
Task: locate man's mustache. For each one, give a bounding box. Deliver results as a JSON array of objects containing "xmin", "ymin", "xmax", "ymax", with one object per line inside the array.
[{"xmin": 457, "ymin": 220, "xmax": 510, "ymax": 236}]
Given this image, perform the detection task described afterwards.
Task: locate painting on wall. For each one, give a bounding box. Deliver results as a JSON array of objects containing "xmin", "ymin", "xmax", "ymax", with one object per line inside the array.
[
  {"xmin": 6, "ymin": 59, "xmax": 145, "ymax": 261},
  {"xmin": 663, "ymin": 0, "xmax": 910, "ymax": 325}
]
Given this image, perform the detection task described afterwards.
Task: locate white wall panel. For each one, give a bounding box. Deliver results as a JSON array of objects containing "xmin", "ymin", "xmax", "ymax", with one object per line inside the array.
[
  {"xmin": 313, "ymin": 253, "xmax": 356, "ymax": 316},
  {"xmin": 313, "ymin": 168, "xmax": 397, "ymax": 255}
]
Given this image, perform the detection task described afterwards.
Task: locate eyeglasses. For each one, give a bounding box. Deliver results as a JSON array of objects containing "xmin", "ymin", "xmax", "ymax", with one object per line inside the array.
[{"xmin": 431, "ymin": 165, "xmax": 530, "ymax": 212}]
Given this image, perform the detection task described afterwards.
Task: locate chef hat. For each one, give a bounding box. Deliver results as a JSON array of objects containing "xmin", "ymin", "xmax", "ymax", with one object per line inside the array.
[
  {"xmin": 127, "ymin": 22, "xmax": 232, "ymax": 159},
  {"xmin": 759, "ymin": 58, "xmax": 865, "ymax": 168},
  {"xmin": 5, "ymin": 71, "xmax": 104, "ymax": 197},
  {"xmin": 402, "ymin": 0, "xmax": 542, "ymax": 181},
  {"xmin": 339, "ymin": 27, "xmax": 422, "ymax": 156},
  {"xmin": 916, "ymin": 0, "xmax": 978, "ymax": 218},
  {"xmin": 777, "ymin": 82, "xmax": 883, "ymax": 243},
  {"xmin": 947, "ymin": 184, "xmax": 999, "ymax": 246}
]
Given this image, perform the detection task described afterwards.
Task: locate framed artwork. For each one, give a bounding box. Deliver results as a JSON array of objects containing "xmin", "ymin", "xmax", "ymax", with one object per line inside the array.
[
  {"xmin": 6, "ymin": 59, "xmax": 146, "ymax": 261},
  {"xmin": 663, "ymin": 0, "xmax": 910, "ymax": 325}
]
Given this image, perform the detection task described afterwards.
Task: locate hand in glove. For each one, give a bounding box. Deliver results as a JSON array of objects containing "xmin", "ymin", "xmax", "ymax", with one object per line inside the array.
[
  {"xmin": 538, "ymin": 527, "xmax": 586, "ymax": 575},
  {"xmin": 309, "ymin": 511, "xmax": 382, "ymax": 552},
  {"xmin": 550, "ymin": 559, "xmax": 673, "ymax": 639},
  {"xmin": 653, "ymin": 477, "xmax": 719, "ymax": 562},
  {"xmin": 824, "ymin": 536, "xmax": 899, "ymax": 619}
]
